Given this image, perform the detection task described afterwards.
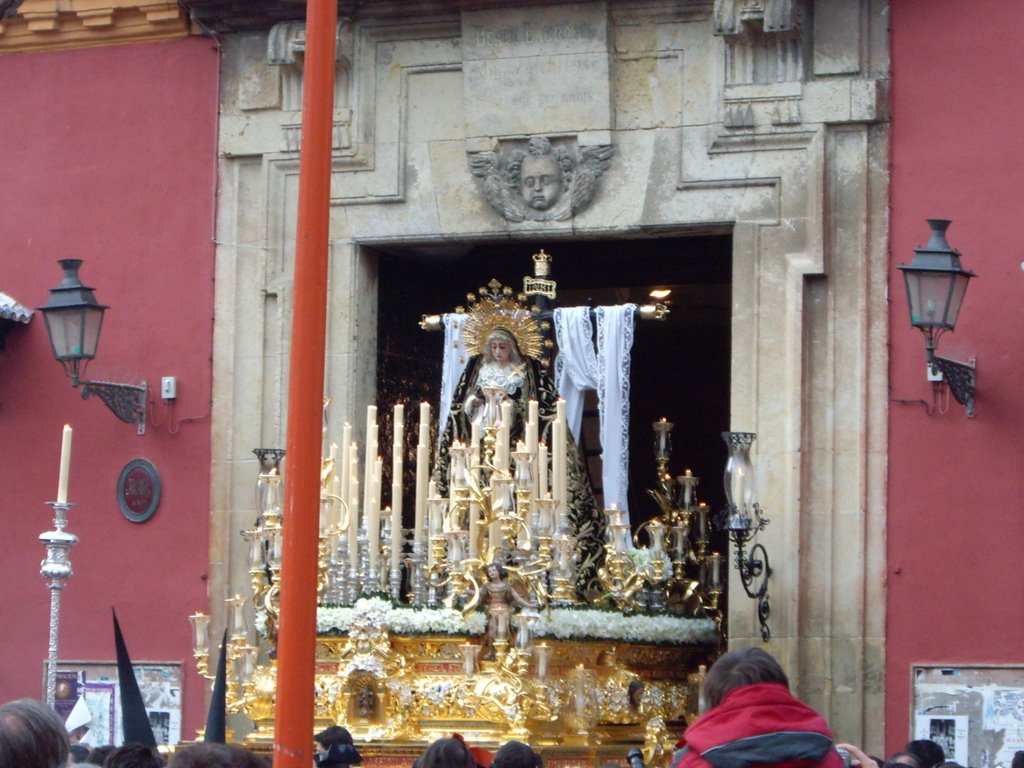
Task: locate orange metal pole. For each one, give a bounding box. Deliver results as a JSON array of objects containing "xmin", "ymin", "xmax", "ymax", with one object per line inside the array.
[{"xmin": 272, "ymin": 1, "xmax": 337, "ymax": 767}]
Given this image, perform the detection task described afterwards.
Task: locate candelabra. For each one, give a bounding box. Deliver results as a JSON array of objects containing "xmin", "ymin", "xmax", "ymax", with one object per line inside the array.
[
  {"xmin": 715, "ymin": 431, "xmax": 771, "ymax": 642},
  {"xmin": 40, "ymin": 500, "xmax": 78, "ymax": 707},
  {"xmin": 637, "ymin": 419, "xmax": 723, "ymax": 620},
  {"xmin": 189, "ymin": 594, "xmax": 261, "ymax": 724}
]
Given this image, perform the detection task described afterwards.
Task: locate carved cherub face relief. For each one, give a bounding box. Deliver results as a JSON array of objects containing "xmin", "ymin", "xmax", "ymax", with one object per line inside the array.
[{"xmin": 519, "ymin": 154, "xmax": 563, "ymax": 210}]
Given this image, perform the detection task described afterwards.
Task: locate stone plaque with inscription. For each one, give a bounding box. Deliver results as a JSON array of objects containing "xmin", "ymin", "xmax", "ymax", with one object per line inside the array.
[{"xmin": 462, "ymin": 3, "xmax": 612, "ymax": 138}]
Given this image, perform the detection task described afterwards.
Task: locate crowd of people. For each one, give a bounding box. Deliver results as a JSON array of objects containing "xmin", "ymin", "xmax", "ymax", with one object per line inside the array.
[{"xmin": 1, "ymin": 648, "xmax": 1014, "ymax": 768}]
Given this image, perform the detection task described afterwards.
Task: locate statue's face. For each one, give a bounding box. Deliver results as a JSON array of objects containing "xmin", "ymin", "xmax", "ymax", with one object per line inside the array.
[
  {"xmin": 520, "ymin": 155, "xmax": 562, "ymax": 210},
  {"xmin": 487, "ymin": 564, "xmax": 500, "ymax": 580},
  {"xmin": 489, "ymin": 338, "xmax": 511, "ymax": 364}
]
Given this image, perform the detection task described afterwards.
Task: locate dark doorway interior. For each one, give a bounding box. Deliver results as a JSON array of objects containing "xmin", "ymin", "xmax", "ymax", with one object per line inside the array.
[{"xmin": 375, "ymin": 234, "xmax": 732, "ymax": 532}]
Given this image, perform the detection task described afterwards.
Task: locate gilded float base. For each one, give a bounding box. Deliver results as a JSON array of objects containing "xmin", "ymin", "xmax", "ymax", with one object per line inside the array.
[{"xmin": 238, "ymin": 631, "xmax": 712, "ymax": 767}]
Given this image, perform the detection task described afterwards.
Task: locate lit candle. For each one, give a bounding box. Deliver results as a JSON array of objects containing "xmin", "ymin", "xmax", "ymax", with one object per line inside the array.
[{"xmin": 56, "ymin": 424, "xmax": 73, "ymax": 504}]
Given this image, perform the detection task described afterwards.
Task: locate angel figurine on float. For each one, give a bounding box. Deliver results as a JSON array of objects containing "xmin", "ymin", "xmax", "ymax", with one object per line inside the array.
[
  {"xmin": 433, "ymin": 280, "xmax": 605, "ymax": 590},
  {"xmin": 481, "ymin": 562, "xmax": 536, "ymax": 660}
]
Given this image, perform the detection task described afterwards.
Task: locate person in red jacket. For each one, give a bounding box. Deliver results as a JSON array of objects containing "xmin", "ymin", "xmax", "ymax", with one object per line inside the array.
[{"xmin": 670, "ymin": 648, "xmax": 844, "ymax": 768}]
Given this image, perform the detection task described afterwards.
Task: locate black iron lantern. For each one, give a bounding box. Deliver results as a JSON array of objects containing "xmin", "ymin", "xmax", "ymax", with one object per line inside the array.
[
  {"xmin": 897, "ymin": 219, "xmax": 974, "ymax": 350},
  {"xmin": 37, "ymin": 259, "xmax": 108, "ymax": 386},
  {"xmin": 896, "ymin": 219, "xmax": 977, "ymax": 417},
  {"xmin": 38, "ymin": 259, "xmax": 148, "ymax": 433}
]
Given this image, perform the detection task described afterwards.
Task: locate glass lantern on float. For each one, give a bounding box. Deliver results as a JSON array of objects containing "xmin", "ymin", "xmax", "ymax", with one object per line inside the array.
[{"xmin": 716, "ymin": 431, "xmax": 772, "ymax": 642}]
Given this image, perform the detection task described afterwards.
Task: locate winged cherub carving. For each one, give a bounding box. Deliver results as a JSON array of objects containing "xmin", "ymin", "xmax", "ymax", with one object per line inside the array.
[{"xmin": 468, "ymin": 135, "xmax": 614, "ymax": 222}]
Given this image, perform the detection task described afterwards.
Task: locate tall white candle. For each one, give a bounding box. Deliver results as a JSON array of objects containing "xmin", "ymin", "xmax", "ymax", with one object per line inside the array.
[
  {"xmin": 368, "ymin": 457, "xmax": 383, "ymax": 573},
  {"xmin": 526, "ymin": 401, "xmax": 539, "ymax": 454},
  {"xmin": 499, "ymin": 402, "xmax": 513, "ymax": 468},
  {"xmin": 363, "ymin": 407, "xmax": 377, "ymax": 535},
  {"xmin": 414, "ymin": 444, "xmax": 428, "ymax": 546},
  {"xmin": 538, "ymin": 442, "xmax": 549, "ymax": 499},
  {"xmin": 391, "ymin": 481, "xmax": 403, "ymax": 574},
  {"xmin": 330, "ymin": 474, "xmax": 341, "ymax": 529},
  {"xmin": 340, "ymin": 423, "xmax": 352, "ymax": 511},
  {"xmin": 56, "ymin": 424, "xmax": 73, "ymax": 504},
  {"xmin": 419, "ymin": 401, "xmax": 430, "ymax": 446},
  {"xmin": 393, "ymin": 403, "xmax": 404, "ymax": 498},
  {"xmin": 468, "ymin": 500, "xmax": 481, "ymax": 558},
  {"xmin": 348, "ymin": 477, "xmax": 360, "ymax": 567}
]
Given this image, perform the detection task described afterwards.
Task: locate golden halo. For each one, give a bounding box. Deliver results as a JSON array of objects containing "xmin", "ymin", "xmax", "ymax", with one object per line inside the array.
[{"xmin": 460, "ymin": 279, "xmax": 543, "ymax": 361}]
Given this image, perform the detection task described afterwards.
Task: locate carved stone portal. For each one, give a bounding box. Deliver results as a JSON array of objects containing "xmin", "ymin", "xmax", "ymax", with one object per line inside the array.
[{"xmin": 468, "ymin": 136, "xmax": 614, "ymax": 223}]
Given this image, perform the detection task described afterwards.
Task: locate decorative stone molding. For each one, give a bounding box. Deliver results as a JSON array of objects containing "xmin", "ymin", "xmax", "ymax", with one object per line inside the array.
[
  {"xmin": 468, "ymin": 135, "xmax": 614, "ymax": 223},
  {"xmin": 0, "ymin": 0, "xmax": 188, "ymax": 53},
  {"xmin": 714, "ymin": 0, "xmax": 806, "ymax": 36},
  {"xmin": 266, "ymin": 20, "xmax": 352, "ymax": 154}
]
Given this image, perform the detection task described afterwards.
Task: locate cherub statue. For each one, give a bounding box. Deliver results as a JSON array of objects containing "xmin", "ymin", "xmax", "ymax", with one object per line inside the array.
[{"xmin": 481, "ymin": 562, "xmax": 537, "ymax": 660}]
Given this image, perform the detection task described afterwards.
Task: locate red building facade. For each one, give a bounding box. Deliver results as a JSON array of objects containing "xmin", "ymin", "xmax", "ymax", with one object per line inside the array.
[
  {"xmin": 2, "ymin": 0, "xmax": 1023, "ymax": 754},
  {"xmin": 887, "ymin": 0, "xmax": 1024, "ymax": 755},
  {"xmin": 0, "ymin": 28, "xmax": 218, "ymax": 739}
]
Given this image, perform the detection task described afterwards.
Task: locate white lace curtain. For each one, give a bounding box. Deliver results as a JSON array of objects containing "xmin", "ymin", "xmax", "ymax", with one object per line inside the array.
[
  {"xmin": 554, "ymin": 304, "xmax": 636, "ymax": 519},
  {"xmin": 438, "ymin": 313, "xmax": 468, "ymax": 442}
]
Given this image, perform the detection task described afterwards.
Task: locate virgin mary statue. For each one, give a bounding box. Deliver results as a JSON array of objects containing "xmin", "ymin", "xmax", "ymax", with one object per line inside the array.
[{"xmin": 432, "ymin": 282, "xmax": 605, "ymax": 587}]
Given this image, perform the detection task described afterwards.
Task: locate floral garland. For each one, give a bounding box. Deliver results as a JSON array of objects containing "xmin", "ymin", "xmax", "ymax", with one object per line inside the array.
[{"xmin": 316, "ymin": 598, "xmax": 716, "ymax": 645}]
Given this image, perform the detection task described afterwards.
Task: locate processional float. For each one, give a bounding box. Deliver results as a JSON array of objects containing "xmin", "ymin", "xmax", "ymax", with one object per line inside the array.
[{"xmin": 189, "ymin": 253, "xmax": 745, "ymax": 761}]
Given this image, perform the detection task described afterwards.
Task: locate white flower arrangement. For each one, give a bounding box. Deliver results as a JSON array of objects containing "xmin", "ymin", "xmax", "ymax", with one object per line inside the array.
[
  {"xmin": 532, "ymin": 607, "xmax": 716, "ymax": 645},
  {"xmin": 317, "ymin": 599, "xmax": 715, "ymax": 646},
  {"xmin": 317, "ymin": 598, "xmax": 487, "ymax": 636}
]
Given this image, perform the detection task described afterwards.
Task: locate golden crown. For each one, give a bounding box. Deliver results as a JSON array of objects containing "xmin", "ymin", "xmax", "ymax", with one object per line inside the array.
[{"xmin": 459, "ymin": 279, "xmax": 544, "ymax": 361}]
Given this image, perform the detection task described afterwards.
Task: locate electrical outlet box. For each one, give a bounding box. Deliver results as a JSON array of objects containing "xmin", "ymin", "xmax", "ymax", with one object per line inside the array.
[
  {"xmin": 927, "ymin": 364, "xmax": 943, "ymax": 383},
  {"xmin": 161, "ymin": 376, "xmax": 177, "ymax": 400}
]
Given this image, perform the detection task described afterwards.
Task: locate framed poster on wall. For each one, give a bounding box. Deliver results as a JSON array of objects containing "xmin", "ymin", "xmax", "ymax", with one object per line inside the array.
[
  {"xmin": 53, "ymin": 661, "xmax": 183, "ymax": 746},
  {"xmin": 913, "ymin": 665, "xmax": 1024, "ymax": 768}
]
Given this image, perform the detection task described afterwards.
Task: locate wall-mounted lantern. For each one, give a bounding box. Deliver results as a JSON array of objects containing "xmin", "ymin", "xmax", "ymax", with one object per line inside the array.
[
  {"xmin": 38, "ymin": 259, "xmax": 148, "ymax": 434},
  {"xmin": 897, "ymin": 219, "xmax": 977, "ymax": 417}
]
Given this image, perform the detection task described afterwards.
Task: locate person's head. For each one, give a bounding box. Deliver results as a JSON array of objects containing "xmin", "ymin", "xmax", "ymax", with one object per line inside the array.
[
  {"xmin": 905, "ymin": 741, "xmax": 945, "ymax": 768},
  {"xmin": 315, "ymin": 726, "xmax": 354, "ymax": 750},
  {"xmin": 105, "ymin": 742, "xmax": 165, "ymax": 768},
  {"xmin": 1011, "ymin": 752, "xmax": 1024, "ymax": 768},
  {"xmin": 887, "ymin": 753, "xmax": 923, "ymax": 768},
  {"xmin": 0, "ymin": 698, "xmax": 70, "ymax": 768},
  {"xmin": 88, "ymin": 744, "xmax": 117, "ymax": 766},
  {"xmin": 484, "ymin": 330, "xmax": 522, "ymax": 367},
  {"xmin": 415, "ymin": 738, "xmax": 476, "ymax": 768},
  {"xmin": 70, "ymin": 743, "xmax": 92, "ymax": 763},
  {"xmin": 492, "ymin": 741, "xmax": 542, "ymax": 768},
  {"xmin": 169, "ymin": 743, "xmax": 268, "ymax": 768},
  {"xmin": 702, "ymin": 648, "xmax": 790, "ymax": 709}
]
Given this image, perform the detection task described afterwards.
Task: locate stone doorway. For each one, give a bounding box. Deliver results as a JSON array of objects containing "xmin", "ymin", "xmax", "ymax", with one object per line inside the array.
[{"xmin": 374, "ymin": 233, "xmax": 732, "ymax": 535}]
